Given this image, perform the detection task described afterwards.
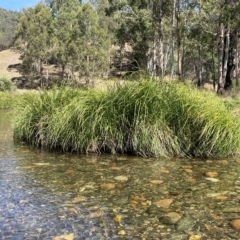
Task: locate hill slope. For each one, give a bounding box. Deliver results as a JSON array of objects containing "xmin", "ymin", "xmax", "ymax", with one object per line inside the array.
[{"xmin": 0, "ymin": 8, "xmax": 20, "ymax": 50}]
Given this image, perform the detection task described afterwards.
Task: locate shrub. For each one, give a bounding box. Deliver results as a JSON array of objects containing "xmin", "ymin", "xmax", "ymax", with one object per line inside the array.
[{"xmin": 0, "ymin": 77, "xmax": 15, "ymax": 91}]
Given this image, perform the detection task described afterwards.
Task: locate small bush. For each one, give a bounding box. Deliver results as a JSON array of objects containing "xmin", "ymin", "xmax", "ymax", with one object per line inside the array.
[{"xmin": 0, "ymin": 77, "xmax": 15, "ymax": 91}]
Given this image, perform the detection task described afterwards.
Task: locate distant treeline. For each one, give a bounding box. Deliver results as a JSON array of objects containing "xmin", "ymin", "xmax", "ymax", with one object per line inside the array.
[{"xmin": 0, "ymin": 7, "xmax": 20, "ymax": 49}]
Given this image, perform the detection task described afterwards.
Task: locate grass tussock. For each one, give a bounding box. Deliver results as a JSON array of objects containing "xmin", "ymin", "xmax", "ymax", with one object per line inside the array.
[
  {"xmin": 0, "ymin": 76, "xmax": 18, "ymax": 109},
  {"xmin": 0, "ymin": 76, "xmax": 15, "ymax": 92},
  {"xmin": 0, "ymin": 91, "xmax": 17, "ymax": 109},
  {"xmin": 14, "ymin": 81, "xmax": 240, "ymax": 158}
]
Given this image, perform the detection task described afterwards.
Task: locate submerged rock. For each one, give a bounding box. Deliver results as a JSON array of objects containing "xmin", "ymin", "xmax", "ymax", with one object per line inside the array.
[
  {"xmin": 100, "ymin": 183, "xmax": 115, "ymax": 190},
  {"xmin": 159, "ymin": 212, "xmax": 181, "ymax": 225},
  {"xmin": 176, "ymin": 217, "xmax": 196, "ymax": 231},
  {"xmin": 189, "ymin": 235, "xmax": 201, "ymax": 240},
  {"xmin": 223, "ymin": 207, "xmax": 240, "ymax": 213},
  {"xmin": 167, "ymin": 233, "xmax": 188, "ymax": 240},
  {"xmin": 204, "ymin": 177, "xmax": 220, "ymax": 182},
  {"xmin": 230, "ymin": 219, "xmax": 240, "ymax": 231},
  {"xmin": 71, "ymin": 196, "xmax": 87, "ymax": 204},
  {"xmin": 146, "ymin": 204, "xmax": 159, "ymax": 215},
  {"xmin": 204, "ymin": 172, "xmax": 218, "ymax": 177},
  {"xmin": 154, "ymin": 199, "xmax": 173, "ymax": 208},
  {"xmin": 114, "ymin": 175, "xmax": 128, "ymax": 181},
  {"xmin": 53, "ymin": 233, "xmax": 74, "ymax": 240},
  {"xmin": 149, "ymin": 180, "xmax": 164, "ymax": 184},
  {"xmin": 206, "ymin": 191, "xmax": 228, "ymax": 197},
  {"xmin": 118, "ymin": 230, "xmax": 126, "ymax": 235}
]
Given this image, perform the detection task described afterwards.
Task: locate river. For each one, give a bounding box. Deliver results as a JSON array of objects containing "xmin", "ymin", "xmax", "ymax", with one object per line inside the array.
[{"xmin": 0, "ymin": 109, "xmax": 240, "ymax": 239}]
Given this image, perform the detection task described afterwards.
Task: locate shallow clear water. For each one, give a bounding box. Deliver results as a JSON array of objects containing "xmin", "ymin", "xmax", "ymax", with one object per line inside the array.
[{"xmin": 0, "ymin": 109, "xmax": 240, "ymax": 239}]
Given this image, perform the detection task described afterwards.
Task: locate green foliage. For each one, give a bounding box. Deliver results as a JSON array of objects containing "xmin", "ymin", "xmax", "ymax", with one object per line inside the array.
[
  {"xmin": 0, "ymin": 77, "xmax": 15, "ymax": 91},
  {"xmin": 15, "ymin": 4, "xmax": 53, "ymax": 76},
  {"xmin": 75, "ymin": 3, "xmax": 110, "ymax": 79},
  {"xmin": 9, "ymin": 0, "xmax": 240, "ymax": 86},
  {"xmin": 0, "ymin": 92, "xmax": 16, "ymax": 109},
  {"xmin": 0, "ymin": 8, "xmax": 20, "ymax": 49},
  {"xmin": 162, "ymin": 82, "xmax": 240, "ymax": 157},
  {"xmin": 14, "ymin": 87, "xmax": 82, "ymax": 145},
  {"xmin": 106, "ymin": 0, "xmax": 156, "ymax": 67},
  {"xmin": 51, "ymin": 0, "xmax": 80, "ymax": 72},
  {"xmin": 14, "ymin": 81, "xmax": 240, "ymax": 158},
  {"xmin": 15, "ymin": 1, "xmax": 110, "ymax": 82}
]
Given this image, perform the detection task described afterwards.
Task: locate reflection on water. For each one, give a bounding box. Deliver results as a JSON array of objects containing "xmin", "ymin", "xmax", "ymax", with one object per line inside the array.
[{"xmin": 0, "ymin": 110, "xmax": 240, "ymax": 239}]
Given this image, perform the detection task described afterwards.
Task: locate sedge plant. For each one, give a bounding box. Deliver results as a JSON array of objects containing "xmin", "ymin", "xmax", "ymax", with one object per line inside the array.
[{"xmin": 13, "ymin": 80, "xmax": 240, "ymax": 158}]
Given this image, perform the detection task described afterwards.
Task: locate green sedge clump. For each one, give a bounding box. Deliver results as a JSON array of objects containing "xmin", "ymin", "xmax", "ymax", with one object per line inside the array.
[{"xmin": 13, "ymin": 81, "xmax": 240, "ymax": 158}]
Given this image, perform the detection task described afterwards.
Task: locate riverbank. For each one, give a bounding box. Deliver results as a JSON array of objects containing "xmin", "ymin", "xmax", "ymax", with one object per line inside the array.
[{"xmin": 12, "ymin": 80, "xmax": 240, "ymax": 158}]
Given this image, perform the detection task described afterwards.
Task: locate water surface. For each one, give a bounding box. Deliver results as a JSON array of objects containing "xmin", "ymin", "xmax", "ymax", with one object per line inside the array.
[{"xmin": 0, "ymin": 109, "xmax": 240, "ymax": 239}]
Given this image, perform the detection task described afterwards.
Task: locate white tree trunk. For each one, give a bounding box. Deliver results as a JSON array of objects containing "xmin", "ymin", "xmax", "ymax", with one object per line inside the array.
[
  {"xmin": 236, "ymin": 31, "xmax": 239, "ymax": 87},
  {"xmin": 222, "ymin": 23, "xmax": 230, "ymax": 83},
  {"xmin": 170, "ymin": 0, "xmax": 176, "ymax": 79},
  {"xmin": 218, "ymin": 23, "xmax": 225, "ymax": 91}
]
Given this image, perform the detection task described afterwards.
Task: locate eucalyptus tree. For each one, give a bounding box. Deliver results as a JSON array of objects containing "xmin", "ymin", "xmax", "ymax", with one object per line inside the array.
[
  {"xmin": 45, "ymin": 0, "xmax": 109, "ymax": 83},
  {"xmin": 179, "ymin": 0, "xmax": 218, "ymax": 86},
  {"xmin": 148, "ymin": 0, "xmax": 172, "ymax": 76},
  {"xmin": 45, "ymin": 0, "xmax": 83, "ymax": 14},
  {"xmin": 50, "ymin": 0, "xmax": 80, "ymax": 78},
  {"xmin": 15, "ymin": 3, "xmax": 53, "ymax": 83},
  {"xmin": 216, "ymin": 0, "xmax": 240, "ymax": 93},
  {"xmin": 15, "ymin": 0, "xmax": 109, "ymax": 86},
  {"xmin": 74, "ymin": 3, "xmax": 110, "ymax": 83},
  {"xmin": 106, "ymin": 0, "xmax": 150, "ymax": 68},
  {"xmin": 184, "ymin": 0, "xmax": 240, "ymax": 92},
  {"xmin": 106, "ymin": 0, "xmax": 173, "ymax": 76},
  {"xmin": 89, "ymin": 0, "xmax": 114, "ymax": 77}
]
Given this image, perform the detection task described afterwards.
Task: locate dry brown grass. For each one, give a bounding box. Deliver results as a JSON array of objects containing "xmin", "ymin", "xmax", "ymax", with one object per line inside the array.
[
  {"xmin": 0, "ymin": 48, "xmax": 217, "ymax": 92},
  {"xmin": 0, "ymin": 48, "xmax": 123, "ymax": 89},
  {"xmin": 0, "ymin": 48, "xmax": 22, "ymax": 79}
]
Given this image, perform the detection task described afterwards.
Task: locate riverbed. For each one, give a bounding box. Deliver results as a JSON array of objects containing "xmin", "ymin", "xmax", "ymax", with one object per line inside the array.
[{"xmin": 0, "ymin": 109, "xmax": 240, "ymax": 239}]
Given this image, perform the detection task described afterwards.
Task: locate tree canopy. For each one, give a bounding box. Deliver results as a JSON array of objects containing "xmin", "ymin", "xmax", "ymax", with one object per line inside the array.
[
  {"xmin": 12, "ymin": 0, "xmax": 240, "ymax": 91},
  {"xmin": 15, "ymin": 0, "xmax": 110, "ymax": 85}
]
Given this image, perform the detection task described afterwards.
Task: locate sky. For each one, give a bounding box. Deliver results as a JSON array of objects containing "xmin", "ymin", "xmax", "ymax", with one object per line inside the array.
[{"xmin": 0, "ymin": 0, "xmax": 40, "ymax": 12}]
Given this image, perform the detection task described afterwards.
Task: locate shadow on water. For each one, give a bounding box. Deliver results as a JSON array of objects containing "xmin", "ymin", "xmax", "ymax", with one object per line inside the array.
[{"xmin": 0, "ymin": 109, "xmax": 240, "ymax": 239}]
